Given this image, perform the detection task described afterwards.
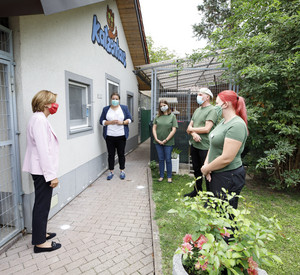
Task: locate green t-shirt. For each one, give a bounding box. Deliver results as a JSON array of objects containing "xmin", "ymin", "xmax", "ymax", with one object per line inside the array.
[
  {"xmin": 208, "ymin": 116, "xmax": 248, "ymax": 172},
  {"xmin": 190, "ymin": 105, "xmax": 218, "ymax": 150},
  {"xmin": 153, "ymin": 113, "xmax": 178, "ymax": 146}
]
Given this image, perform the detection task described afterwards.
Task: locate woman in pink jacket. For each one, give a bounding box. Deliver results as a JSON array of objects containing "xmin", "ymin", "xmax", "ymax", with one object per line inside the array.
[{"xmin": 23, "ymin": 90, "xmax": 61, "ymax": 253}]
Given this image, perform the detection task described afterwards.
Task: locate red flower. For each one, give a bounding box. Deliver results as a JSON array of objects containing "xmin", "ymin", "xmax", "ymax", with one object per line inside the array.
[
  {"xmin": 247, "ymin": 257, "xmax": 258, "ymax": 275},
  {"xmin": 183, "ymin": 234, "xmax": 193, "ymax": 243},
  {"xmin": 195, "ymin": 235, "xmax": 208, "ymax": 250},
  {"xmin": 181, "ymin": 242, "xmax": 192, "ymax": 253}
]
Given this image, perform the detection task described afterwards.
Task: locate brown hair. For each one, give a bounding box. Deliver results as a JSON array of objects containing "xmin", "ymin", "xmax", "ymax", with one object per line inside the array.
[
  {"xmin": 110, "ymin": 92, "xmax": 120, "ymax": 99},
  {"xmin": 31, "ymin": 90, "xmax": 57, "ymax": 113},
  {"xmin": 158, "ymin": 99, "xmax": 171, "ymax": 116}
]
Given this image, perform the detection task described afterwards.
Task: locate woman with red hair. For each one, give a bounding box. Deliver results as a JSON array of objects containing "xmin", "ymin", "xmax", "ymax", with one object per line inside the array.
[{"xmin": 201, "ymin": 90, "xmax": 248, "ymax": 209}]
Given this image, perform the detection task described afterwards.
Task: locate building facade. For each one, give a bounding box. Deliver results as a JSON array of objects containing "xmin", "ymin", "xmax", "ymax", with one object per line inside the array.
[{"xmin": 0, "ymin": 0, "xmax": 149, "ymax": 248}]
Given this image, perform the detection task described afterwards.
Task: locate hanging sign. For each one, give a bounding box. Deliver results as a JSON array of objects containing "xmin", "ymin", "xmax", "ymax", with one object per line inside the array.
[{"xmin": 91, "ymin": 5, "xmax": 126, "ymax": 68}]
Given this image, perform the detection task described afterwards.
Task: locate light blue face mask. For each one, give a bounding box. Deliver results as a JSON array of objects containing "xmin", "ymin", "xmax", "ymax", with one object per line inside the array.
[
  {"xmin": 197, "ymin": 95, "xmax": 205, "ymax": 105},
  {"xmin": 111, "ymin": 99, "xmax": 119, "ymax": 106},
  {"xmin": 214, "ymin": 105, "xmax": 223, "ymax": 118}
]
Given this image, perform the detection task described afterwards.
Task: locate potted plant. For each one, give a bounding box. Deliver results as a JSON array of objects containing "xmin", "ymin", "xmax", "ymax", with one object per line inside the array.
[
  {"xmin": 169, "ymin": 183, "xmax": 283, "ymax": 275},
  {"xmin": 169, "ymin": 147, "xmax": 181, "ymax": 174}
]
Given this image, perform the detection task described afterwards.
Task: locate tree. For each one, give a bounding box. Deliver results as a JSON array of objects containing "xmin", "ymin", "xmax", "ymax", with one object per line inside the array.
[
  {"xmin": 192, "ymin": 0, "xmax": 300, "ymax": 189},
  {"xmin": 193, "ymin": 0, "xmax": 231, "ymax": 40},
  {"xmin": 146, "ymin": 36, "xmax": 177, "ymax": 63}
]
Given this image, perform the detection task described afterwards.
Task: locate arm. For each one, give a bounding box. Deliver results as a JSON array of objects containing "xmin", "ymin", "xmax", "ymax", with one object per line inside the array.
[
  {"xmin": 152, "ymin": 124, "xmax": 163, "ymax": 145},
  {"xmin": 118, "ymin": 105, "xmax": 132, "ymax": 125},
  {"xmin": 186, "ymin": 120, "xmax": 202, "ymax": 142},
  {"xmin": 201, "ymin": 138, "xmax": 242, "ymax": 176},
  {"xmin": 187, "ymin": 120, "xmax": 214, "ymax": 134},
  {"xmin": 32, "ymin": 118, "xmax": 58, "ymax": 186},
  {"xmin": 162, "ymin": 127, "xmax": 176, "ymax": 145}
]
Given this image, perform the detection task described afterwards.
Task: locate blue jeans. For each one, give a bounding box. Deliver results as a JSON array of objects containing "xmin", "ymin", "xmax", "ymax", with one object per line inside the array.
[{"xmin": 155, "ymin": 144, "xmax": 173, "ymax": 178}]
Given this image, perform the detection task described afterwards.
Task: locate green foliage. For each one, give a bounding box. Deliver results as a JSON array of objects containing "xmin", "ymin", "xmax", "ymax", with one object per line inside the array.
[
  {"xmin": 192, "ymin": 0, "xmax": 300, "ymax": 189},
  {"xmin": 149, "ymin": 160, "xmax": 157, "ymax": 170},
  {"xmin": 151, "ymin": 170, "xmax": 300, "ymax": 274},
  {"xmin": 146, "ymin": 36, "xmax": 177, "ymax": 63},
  {"xmin": 193, "ymin": 0, "xmax": 231, "ymax": 40},
  {"xmin": 169, "ymin": 180, "xmax": 282, "ymax": 274},
  {"xmin": 171, "ymin": 147, "xmax": 182, "ymax": 159}
]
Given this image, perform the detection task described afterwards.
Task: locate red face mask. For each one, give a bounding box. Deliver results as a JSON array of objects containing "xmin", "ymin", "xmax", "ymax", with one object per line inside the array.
[{"xmin": 48, "ymin": 103, "xmax": 59, "ymax": 114}]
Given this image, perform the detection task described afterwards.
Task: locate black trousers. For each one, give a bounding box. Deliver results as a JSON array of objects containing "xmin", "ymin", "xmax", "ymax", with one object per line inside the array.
[
  {"xmin": 190, "ymin": 145, "xmax": 209, "ymax": 192},
  {"xmin": 210, "ymin": 166, "xmax": 246, "ymax": 209},
  {"xmin": 106, "ymin": 135, "xmax": 126, "ymax": 171},
  {"xmin": 31, "ymin": 174, "xmax": 53, "ymax": 245}
]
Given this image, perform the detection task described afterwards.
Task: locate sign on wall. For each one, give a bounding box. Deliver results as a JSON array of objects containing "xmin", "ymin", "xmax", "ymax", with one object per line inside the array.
[{"xmin": 91, "ymin": 5, "xmax": 127, "ymax": 68}]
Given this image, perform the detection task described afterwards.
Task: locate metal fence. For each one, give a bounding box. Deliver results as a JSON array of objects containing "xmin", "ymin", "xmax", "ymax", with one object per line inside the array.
[{"xmin": 136, "ymin": 57, "xmax": 232, "ymax": 164}]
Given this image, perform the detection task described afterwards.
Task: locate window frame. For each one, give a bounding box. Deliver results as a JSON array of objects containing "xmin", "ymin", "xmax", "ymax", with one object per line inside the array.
[
  {"xmin": 65, "ymin": 71, "xmax": 94, "ymax": 139},
  {"xmin": 105, "ymin": 74, "xmax": 120, "ymax": 106},
  {"xmin": 126, "ymin": 91, "xmax": 134, "ymax": 122}
]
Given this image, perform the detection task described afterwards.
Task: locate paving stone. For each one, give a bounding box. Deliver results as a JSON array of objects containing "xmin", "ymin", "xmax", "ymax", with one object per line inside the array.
[{"xmin": 0, "ymin": 140, "xmax": 159, "ymax": 275}]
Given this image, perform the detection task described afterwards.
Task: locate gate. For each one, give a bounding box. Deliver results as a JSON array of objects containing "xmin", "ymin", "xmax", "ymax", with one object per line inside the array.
[{"xmin": 0, "ymin": 25, "xmax": 23, "ymax": 248}]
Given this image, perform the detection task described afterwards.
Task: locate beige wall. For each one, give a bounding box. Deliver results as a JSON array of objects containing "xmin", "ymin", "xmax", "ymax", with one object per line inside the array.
[{"xmin": 11, "ymin": 0, "xmax": 139, "ymax": 194}]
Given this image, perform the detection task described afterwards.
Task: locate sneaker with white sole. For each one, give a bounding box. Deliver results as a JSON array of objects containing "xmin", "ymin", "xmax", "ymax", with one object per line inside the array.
[
  {"xmin": 120, "ymin": 171, "xmax": 126, "ymax": 180},
  {"xmin": 107, "ymin": 172, "xmax": 114, "ymax": 180}
]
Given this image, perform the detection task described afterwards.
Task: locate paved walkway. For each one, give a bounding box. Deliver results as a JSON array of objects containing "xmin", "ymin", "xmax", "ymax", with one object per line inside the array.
[{"xmin": 0, "ymin": 139, "xmax": 160, "ymax": 275}]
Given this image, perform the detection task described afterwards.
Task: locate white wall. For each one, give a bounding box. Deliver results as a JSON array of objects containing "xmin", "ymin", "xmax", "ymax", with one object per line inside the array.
[{"xmin": 12, "ymin": 0, "xmax": 140, "ymax": 194}]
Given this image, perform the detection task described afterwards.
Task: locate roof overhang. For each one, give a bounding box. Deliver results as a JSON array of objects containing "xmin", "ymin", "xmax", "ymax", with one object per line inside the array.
[
  {"xmin": 116, "ymin": 0, "xmax": 150, "ymax": 90},
  {"xmin": 0, "ymin": 0, "xmax": 105, "ymax": 16},
  {"xmin": 135, "ymin": 56, "xmax": 227, "ymax": 92}
]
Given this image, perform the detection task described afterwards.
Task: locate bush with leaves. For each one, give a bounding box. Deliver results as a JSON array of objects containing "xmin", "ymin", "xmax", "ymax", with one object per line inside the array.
[{"xmin": 169, "ymin": 185, "xmax": 282, "ymax": 274}]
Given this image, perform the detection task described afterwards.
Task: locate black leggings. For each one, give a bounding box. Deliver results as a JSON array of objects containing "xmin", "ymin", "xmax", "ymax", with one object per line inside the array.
[
  {"xmin": 210, "ymin": 166, "xmax": 246, "ymax": 209},
  {"xmin": 190, "ymin": 145, "xmax": 209, "ymax": 191},
  {"xmin": 31, "ymin": 174, "xmax": 53, "ymax": 245},
  {"xmin": 106, "ymin": 135, "xmax": 126, "ymax": 170}
]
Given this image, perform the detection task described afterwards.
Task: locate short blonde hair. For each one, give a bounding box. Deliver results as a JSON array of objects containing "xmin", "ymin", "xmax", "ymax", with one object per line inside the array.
[{"xmin": 31, "ymin": 90, "xmax": 57, "ymax": 113}]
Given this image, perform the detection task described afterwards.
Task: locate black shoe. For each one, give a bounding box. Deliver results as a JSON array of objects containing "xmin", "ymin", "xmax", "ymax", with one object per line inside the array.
[
  {"xmin": 46, "ymin": 232, "xmax": 56, "ymax": 240},
  {"xmin": 34, "ymin": 241, "xmax": 61, "ymax": 253},
  {"xmin": 184, "ymin": 190, "xmax": 197, "ymax": 197}
]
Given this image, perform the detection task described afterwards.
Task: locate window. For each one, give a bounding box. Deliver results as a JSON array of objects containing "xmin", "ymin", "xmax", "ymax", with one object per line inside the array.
[
  {"xmin": 127, "ymin": 92, "xmax": 134, "ymax": 121},
  {"xmin": 106, "ymin": 79, "xmax": 119, "ymax": 105},
  {"xmin": 65, "ymin": 71, "xmax": 93, "ymax": 138}
]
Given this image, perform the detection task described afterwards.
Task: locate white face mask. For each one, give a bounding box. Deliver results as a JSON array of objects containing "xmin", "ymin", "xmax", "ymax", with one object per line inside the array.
[{"xmin": 160, "ymin": 105, "xmax": 168, "ymax": 112}]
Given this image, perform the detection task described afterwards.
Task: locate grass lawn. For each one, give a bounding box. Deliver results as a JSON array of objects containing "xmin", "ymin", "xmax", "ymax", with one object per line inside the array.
[{"xmin": 151, "ymin": 168, "xmax": 300, "ymax": 275}]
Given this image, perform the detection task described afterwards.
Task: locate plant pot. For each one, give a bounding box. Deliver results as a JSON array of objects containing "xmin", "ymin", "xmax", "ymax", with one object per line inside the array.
[
  {"xmin": 165, "ymin": 156, "xmax": 179, "ymax": 174},
  {"xmin": 173, "ymin": 253, "xmax": 188, "ymax": 275},
  {"xmin": 172, "ymin": 253, "xmax": 268, "ymax": 275}
]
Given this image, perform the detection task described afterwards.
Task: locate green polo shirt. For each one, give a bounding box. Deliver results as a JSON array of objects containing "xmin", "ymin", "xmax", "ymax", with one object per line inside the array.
[
  {"xmin": 208, "ymin": 116, "xmax": 248, "ymax": 172},
  {"xmin": 153, "ymin": 113, "xmax": 178, "ymax": 146},
  {"xmin": 190, "ymin": 105, "xmax": 218, "ymax": 150}
]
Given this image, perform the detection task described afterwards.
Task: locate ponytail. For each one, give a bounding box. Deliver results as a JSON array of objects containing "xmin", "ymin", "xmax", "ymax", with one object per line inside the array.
[{"xmin": 218, "ymin": 90, "xmax": 248, "ymax": 130}]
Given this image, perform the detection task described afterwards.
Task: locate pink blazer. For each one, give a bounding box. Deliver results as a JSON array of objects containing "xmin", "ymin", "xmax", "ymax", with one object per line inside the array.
[{"xmin": 22, "ymin": 112, "xmax": 59, "ymax": 182}]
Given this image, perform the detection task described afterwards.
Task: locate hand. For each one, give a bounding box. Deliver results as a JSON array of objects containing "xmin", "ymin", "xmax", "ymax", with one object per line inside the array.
[
  {"xmin": 110, "ymin": 120, "xmax": 119, "ymax": 125},
  {"xmin": 157, "ymin": 139, "xmax": 164, "ymax": 145},
  {"xmin": 206, "ymin": 173, "xmax": 212, "ymax": 182},
  {"xmin": 50, "ymin": 178, "xmax": 59, "ymax": 188},
  {"xmin": 201, "ymin": 164, "xmax": 210, "ymax": 176},
  {"xmin": 192, "ymin": 132, "xmax": 201, "ymax": 142},
  {"xmin": 117, "ymin": 120, "xmax": 124, "ymax": 125}
]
